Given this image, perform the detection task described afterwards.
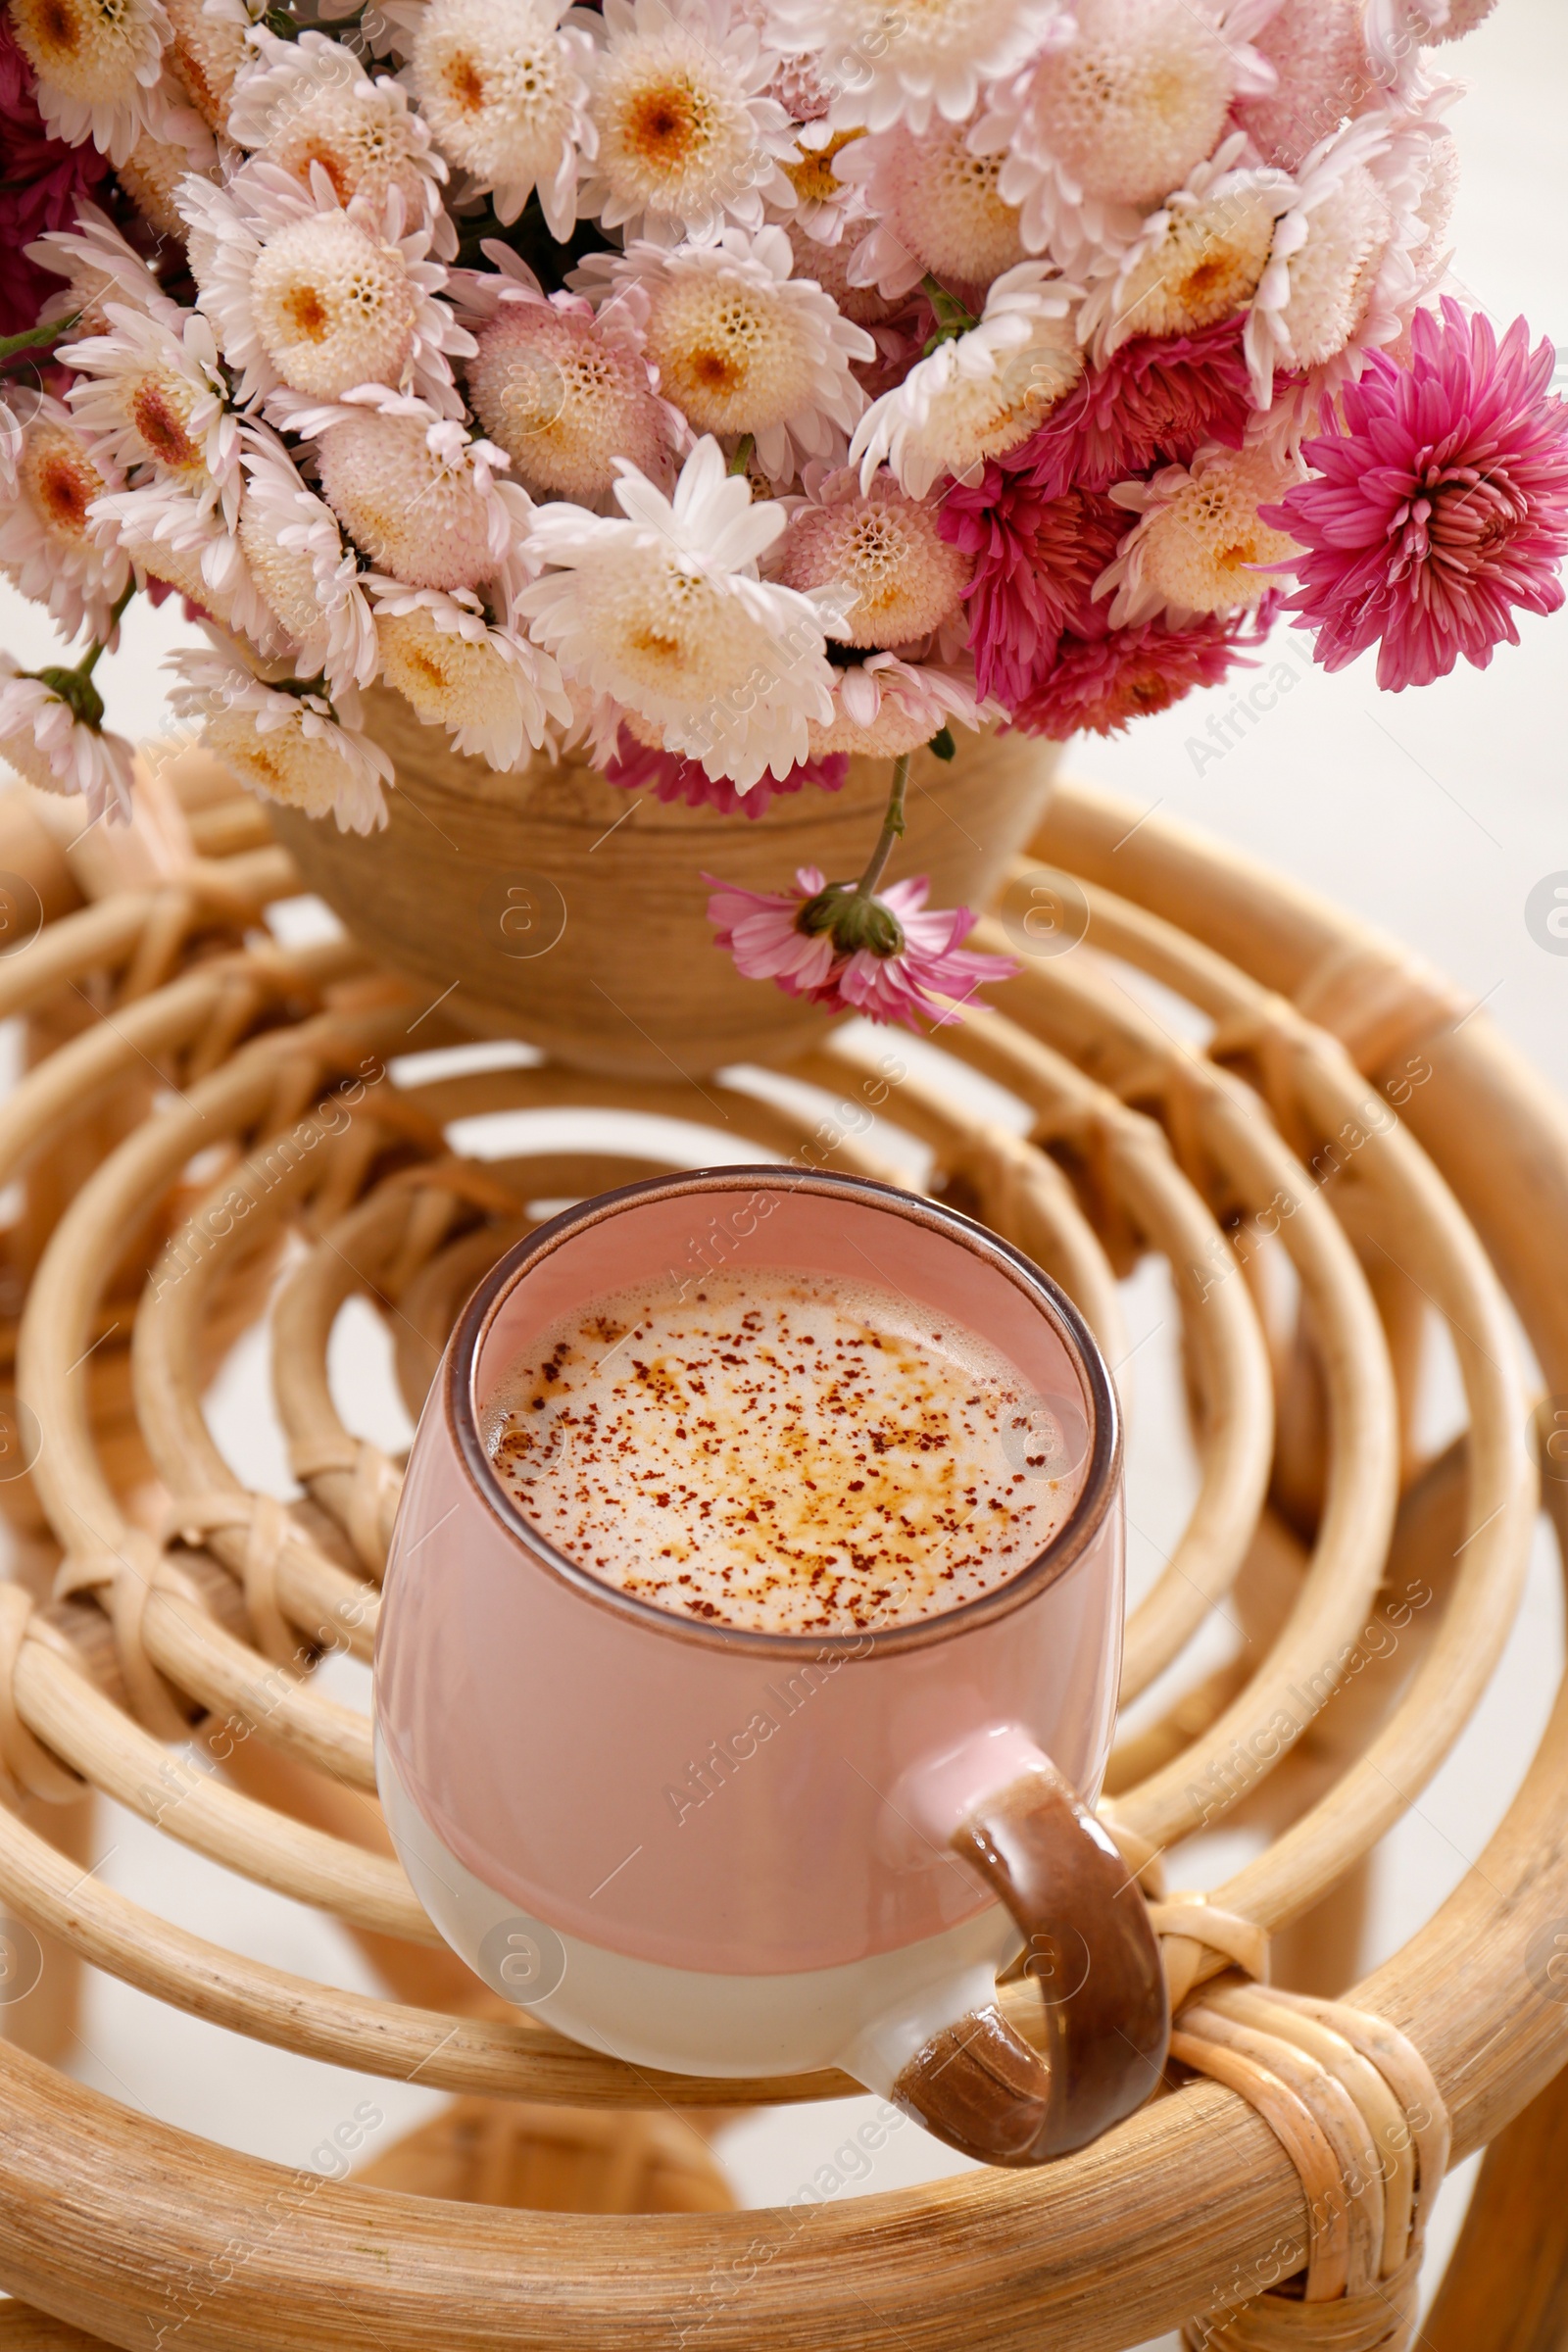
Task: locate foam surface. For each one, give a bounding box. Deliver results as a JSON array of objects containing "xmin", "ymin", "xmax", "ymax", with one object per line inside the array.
[{"xmin": 484, "ymin": 1269, "xmax": 1079, "ymax": 1635}]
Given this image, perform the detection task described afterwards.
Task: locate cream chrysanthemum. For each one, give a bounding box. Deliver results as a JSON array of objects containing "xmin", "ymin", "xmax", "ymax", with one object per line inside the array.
[
  {"xmin": 369, "ymin": 582, "xmax": 571, "ymax": 766},
  {"xmin": 773, "ymin": 475, "xmax": 971, "ymax": 647},
  {"xmin": 579, "ymin": 226, "xmax": 872, "ymax": 479},
  {"xmin": 1098, "ymin": 443, "xmax": 1300, "ymax": 624},
  {"xmin": 767, "ymin": 0, "xmax": 1064, "ymax": 136},
  {"xmin": 65, "ymin": 306, "xmax": 241, "ymax": 522},
  {"xmin": 237, "ymin": 428, "xmax": 378, "ymax": 696},
  {"xmin": 89, "ymin": 479, "xmax": 283, "ymax": 644},
  {"xmin": 167, "ymin": 640, "xmax": 393, "ymax": 831},
  {"xmin": 779, "ymin": 124, "xmax": 863, "ymax": 243},
  {"xmin": 460, "ymin": 254, "xmax": 678, "ymax": 503},
  {"xmin": 835, "ymin": 118, "xmax": 1025, "ymax": 301},
  {"xmin": 181, "ymin": 163, "xmax": 473, "ymax": 413},
  {"xmin": 305, "ymin": 393, "xmax": 517, "ymax": 590},
  {"xmin": 27, "ymin": 202, "xmax": 182, "ymax": 339},
  {"xmin": 1246, "ymin": 97, "xmax": 1460, "ymax": 413},
  {"xmin": 0, "ymin": 659, "xmax": 136, "ymax": 821},
  {"xmin": 808, "ymin": 651, "xmax": 997, "ymax": 757},
  {"xmin": 228, "ymin": 30, "xmax": 451, "ymax": 243},
  {"xmin": 399, "ymin": 0, "xmax": 593, "ymax": 235},
  {"xmin": 972, "ymin": 0, "xmax": 1279, "ymax": 277},
  {"xmin": 1075, "ymin": 137, "xmax": 1295, "ymax": 360},
  {"xmin": 160, "ymin": 0, "xmax": 250, "ymax": 130},
  {"xmin": 577, "ymin": 0, "xmax": 796, "ymax": 247},
  {"xmin": 0, "ymin": 396, "xmax": 131, "ymax": 643},
  {"xmin": 851, "ymin": 263, "xmax": 1082, "ymax": 498},
  {"xmin": 118, "ymin": 116, "xmax": 220, "ymax": 236},
  {"xmin": 9, "ymin": 0, "xmax": 173, "ymax": 161},
  {"xmin": 516, "ymin": 436, "xmax": 841, "ymax": 788}
]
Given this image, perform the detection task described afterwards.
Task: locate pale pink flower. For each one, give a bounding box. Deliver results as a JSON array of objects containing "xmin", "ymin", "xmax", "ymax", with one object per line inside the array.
[
  {"xmin": 1260, "ymin": 299, "xmax": 1568, "ymax": 690},
  {"xmin": 707, "ymin": 863, "xmax": 1017, "ymax": 1030}
]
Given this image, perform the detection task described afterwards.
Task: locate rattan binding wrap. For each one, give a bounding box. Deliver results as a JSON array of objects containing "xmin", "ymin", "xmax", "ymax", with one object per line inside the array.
[{"xmin": 0, "ymin": 757, "xmax": 1560, "ymax": 2349}]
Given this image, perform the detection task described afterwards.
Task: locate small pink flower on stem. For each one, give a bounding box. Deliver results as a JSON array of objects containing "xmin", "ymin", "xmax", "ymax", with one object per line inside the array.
[
  {"xmin": 1260, "ymin": 297, "xmax": 1568, "ymax": 690},
  {"xmin": 706, "ymin": 750, "xmax": 1017, "ymax": 1032}
]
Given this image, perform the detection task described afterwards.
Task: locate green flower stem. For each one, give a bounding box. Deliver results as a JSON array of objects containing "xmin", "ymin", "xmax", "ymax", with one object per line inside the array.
[
  {"xmin": 855, "ymin": 750, "xmax": 911, "ymax": 900},
  {"xmin": 920, "ymin": 274, "xmax": 978, "ymax": 349},
  {"xmin": 727, "ymin": 433, "xmax": 756, "ymax": 477},
  {"xmin": 0, "ymin": 313, "xmax": 81, "ymax": 366}
]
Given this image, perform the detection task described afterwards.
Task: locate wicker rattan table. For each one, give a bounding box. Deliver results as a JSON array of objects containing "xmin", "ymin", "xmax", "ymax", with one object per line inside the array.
[{"xmin": 0, "ymin": 754, "xmax": 1562, "ymax": 2350}]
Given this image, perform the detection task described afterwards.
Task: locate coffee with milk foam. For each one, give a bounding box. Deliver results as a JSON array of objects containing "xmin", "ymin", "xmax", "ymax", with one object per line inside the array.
[{"xmin": 485, "ymin": 1268, "xmax": 1078, "ymax": 1637}]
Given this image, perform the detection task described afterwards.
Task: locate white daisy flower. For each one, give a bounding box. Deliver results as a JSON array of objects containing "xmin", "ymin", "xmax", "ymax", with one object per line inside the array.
[
  {"xmin": 89, "ymin": 478, "xmax": 284, "ymax": 647},
  {"xmin": 1097, "ymin": 442, "xmax": 1301, "ymax": 625},
  {"xmin": 368, "ymin": 580, "xmax": 572, "ymax": 767},
  {"xmin": 834, "ymin": 117, "xmax": 1025, "ymax": 302},
  {"xmin": 457, "ymin": 245, "xmax": 680, "ymax": 504},
  {"xmin": 0, "ymin": 395, "xmax": 132, "ymax": 643},
  {"xmin": 227, "ymin": 29, "xmax": 452, "ymax": 248},
  {"xmin": 577, "ymin": 226, "xmax": 872, "ymax": 479},
  {"xmin": 8, "ymin": 0, "xmax": 174, "ymax": 162},
  {"xmin": 1074, "ymin": 136, "xmax": 1296, "ymax": 361},
  {"xmin": 778, "ymin": 125, "xmax": 865, "ymax": 243},
  {"xmin": 180, "ymin": 163, "xmax": 473, "ymax": 414},
  {"xmin": 767, "ymin": 0, "xmax": 1065, "ymax": 136},
  {"xmin": 395, "ymin": 0, "xmax": 594, "ymax": 236},
  {"xmin": 161, "ymin": 0, "xmax": 253, "ymax": 131},
  {"xmin": 117, "ymin": 116, "xmax": 221, "ymax": 239},
  {"xmin": 809, "ymin": 649, "xmax": 998, "ymax": 758},
  {"xmin": 296, "ymin": 389, "xmax": 518, "ymax": 591},
  {"xmin": 515, "ymin": 435, "xmax": 843, "ymax": 789},
  {"xmin": 1246, "ymin": 93, "xmax": 1460, "ymax": 412},
  {"xmin": 237, "ymin": 427, "xmax": 379, "ymax": 697},
  {"xmin": 971, "ymin": 0, "xmax": 1283, "ymax": 279},
  {"xmin": 771, "ymin": 471, "xmax": 972, "ymax": 648},
  {"xmin": 0, "ymin": 657, "xmax": 136, "ymax": 823},
  {"xmin": 65, "ymin": 304, "xmax": 242, "ymax": 523},
  {"xmin": 850, "ymin": 262, "xmax": 1082, "ymax": 498},
  {"xmin": 26, "ymin": 201, "xmax": 183, "ymax": 340},
  {"xmin": 166, "ymin": 638, "xmax": 393, "ymax": 832},
  {"xmin": 576, "ymin": 0, "xmax": 797, "ymax": 248}
]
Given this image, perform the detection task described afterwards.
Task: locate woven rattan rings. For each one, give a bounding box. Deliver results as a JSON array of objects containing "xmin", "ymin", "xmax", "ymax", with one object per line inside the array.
[{"xmin": 0, "ymin": 756, "xmax": 1561, "ymax": 2349}]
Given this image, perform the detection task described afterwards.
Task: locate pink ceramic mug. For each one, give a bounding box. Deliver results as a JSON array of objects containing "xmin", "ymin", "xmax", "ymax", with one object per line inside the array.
[{"xmin": 374, "ymin": 1167, "xmax": 1167, "ymax": 2164}]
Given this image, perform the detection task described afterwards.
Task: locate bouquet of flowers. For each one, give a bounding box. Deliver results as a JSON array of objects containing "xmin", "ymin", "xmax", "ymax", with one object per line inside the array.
[{"xmin": 2, "ymin": 0, "xmax": 1565, "ymax": 1029}]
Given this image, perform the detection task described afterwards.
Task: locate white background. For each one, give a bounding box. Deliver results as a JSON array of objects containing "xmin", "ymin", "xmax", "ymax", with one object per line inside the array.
[{"xmin": 2, "ymin": 2, "xmax": 1566, "ymax": 2338}]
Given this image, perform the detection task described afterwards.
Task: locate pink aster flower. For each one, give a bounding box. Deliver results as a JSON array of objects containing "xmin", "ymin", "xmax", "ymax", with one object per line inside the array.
[
  {"xmin": 936, "ymin": 483, "xmax": 1128, "ymax": 706},
  {"xmin": 606, "ymin": 730, "xmax": 849, "ymax": 820},
  {"xmin": 1260, "ymin": 299, "xmax": 1568, "ymax": 691},
  {"xmin": 0, "ymin": 16, "xmax": 112, "ymax": 338},
  {"xmin": 1012, "ymin": 606, "xmax": 1278, "ymax": 740},
  {"xmin": 1004, "ymin": 322, "xmax": 1254, "ymax": 503},
  {"xmin": 706, "ymin": 865, "xmax": 1017, "ymax": 1032}
]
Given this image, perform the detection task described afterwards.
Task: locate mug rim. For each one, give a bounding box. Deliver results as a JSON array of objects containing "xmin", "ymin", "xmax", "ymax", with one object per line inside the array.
[{"xmin": 444, "ymin": 1165, "xmax": 1122, "ymax": 1657}]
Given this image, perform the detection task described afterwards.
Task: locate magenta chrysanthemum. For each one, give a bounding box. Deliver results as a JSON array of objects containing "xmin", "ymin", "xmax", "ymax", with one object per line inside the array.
[
  {"xmin": 706, "ymin": 864, "xmax": 1017, "ymax": 1031},
  {"xmin": 1261, "ymin": 299, "xmax": 1568, "ymax": 691},
  {"xmin": 1009, "ymin": 321, "xmax": 1255, "ymax": 502},
  {"xmin": 1011, "ymin": 607, "xmax": 1277, "ymax": 740},
  {"xmin": 606, "ymin": 730, "xmax": 848, "ymax": 819},
  {"xmin": 937, "ymin": 483, "xmax": 1127, "ymax": 706},
  {"xmin": 0, "ymin": 16, "xmax": 112, "ymax": 336}
]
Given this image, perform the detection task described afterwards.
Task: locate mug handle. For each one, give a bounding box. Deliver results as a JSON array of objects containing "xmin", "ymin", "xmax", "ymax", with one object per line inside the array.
[{"xmin": 892, "ymin": 1759, "xmax": 1169, "ymax": 2165}]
